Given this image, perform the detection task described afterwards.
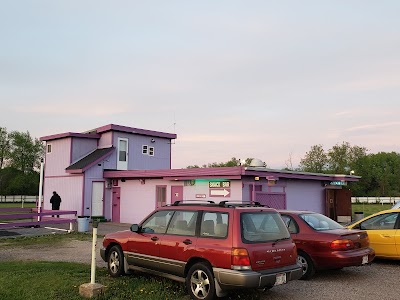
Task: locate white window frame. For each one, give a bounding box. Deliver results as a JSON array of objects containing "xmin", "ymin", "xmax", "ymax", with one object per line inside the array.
[
  {"xmin": 142, "ymin": 145, "xmax": 148, "ymax": 155},
  {"xmin": 117, "ymin": 138, "xmax": 129, "ymax": 170},
  {"xmin": 47, "ymin": 144, "xmax": 52, "ymax": 153},
  {"xmin": 149, "ymin": 146, "xmax": 154, "ymax": 156}
]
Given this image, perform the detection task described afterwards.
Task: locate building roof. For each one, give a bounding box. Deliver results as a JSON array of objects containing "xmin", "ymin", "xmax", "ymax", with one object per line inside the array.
[
  {"xmin": 103, "ymin": 166, "xmax": 360, "ymax": 182},
  {"xmin": 66, "ymin": 147, "xmax": 114, "ymax": 174},
  {"xmin": 40, "ymin": 132, "xmax": 100, "ymax": 142},
  {"xmin": 93, "ymin": 124, "xmax": 177, "ymax": 139},
  {"xmin": 40, "ymin": 124, "xmax": 177, "ymax": 141}
]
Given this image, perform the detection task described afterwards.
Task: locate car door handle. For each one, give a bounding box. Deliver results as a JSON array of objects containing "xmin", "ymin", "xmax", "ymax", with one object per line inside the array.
[
  {"xmin": 151, "ymin": 236, "xmax": 159, "ymax": 241},
  {"xmin": 381, "ymin": 235, "xmax": 392, "ymax": 238},
  {"xmin": 183, "ymin": 239, "xmax": 192, "ymax": 245}
]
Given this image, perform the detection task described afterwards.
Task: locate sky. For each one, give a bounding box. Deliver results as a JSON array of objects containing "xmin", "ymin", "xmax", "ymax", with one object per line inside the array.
[{"xmin": 1, "ymin": 1, "xmax": 400, "ymax": 169}]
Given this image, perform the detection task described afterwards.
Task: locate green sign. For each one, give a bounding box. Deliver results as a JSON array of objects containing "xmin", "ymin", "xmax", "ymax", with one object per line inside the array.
[{"xmin": 330, "ymin": 181, "xmax": 347, "ymax": 186}]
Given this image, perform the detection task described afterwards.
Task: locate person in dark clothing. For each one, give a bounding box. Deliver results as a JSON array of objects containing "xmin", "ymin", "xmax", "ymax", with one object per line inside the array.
[{"xmin": 50, "ymin": 191, "xmax": 62, "ymax": 218}]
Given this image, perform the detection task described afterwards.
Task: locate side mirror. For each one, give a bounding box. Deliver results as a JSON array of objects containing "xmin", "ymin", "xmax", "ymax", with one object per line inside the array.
[{"xmin": 130, "ymin": 224, "xmax": 140, "ymax": 232}]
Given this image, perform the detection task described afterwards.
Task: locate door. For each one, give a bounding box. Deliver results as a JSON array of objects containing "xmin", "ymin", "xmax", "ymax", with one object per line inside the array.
[
  {"xmin": 91, "ymin": 182, "xmax": 104, "ymax": 217},
  {"xmin": 112, "ymin": 187, "xmax": 121, "ymax": 222},
  {"xmin": 325, "ymin": 190, "xmax": 336, "ymax": 220},
  {"xmin": 171, "ymin": 186, "xmax": 183, "ymax": 203},
  {"xmin": 117, "ymin": 138, "xmax": 128, "ymax": 170},
  {"xmin": 336, "ymin": 189, "xmax": 352, "ymax": 218},
  {"xmin": 156, "ymin": 185, "xmax": 167, "ymax": 208}
]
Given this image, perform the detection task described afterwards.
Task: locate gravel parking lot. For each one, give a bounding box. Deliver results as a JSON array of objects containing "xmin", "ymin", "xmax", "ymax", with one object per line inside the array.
[
  {"xmin": 1, "ymin": 224, "xmax": 399, "ymax": 300},
  {"xmin": 264, "ymin": 259, "xmax": 400, "ymax": 300}
]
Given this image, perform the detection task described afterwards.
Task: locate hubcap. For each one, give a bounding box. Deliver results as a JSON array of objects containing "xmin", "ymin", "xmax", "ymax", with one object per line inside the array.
[
  {"xmin": 297, "ymin": 255, "xmax": 308, "ymax": 275},
  {"xmin": 190, "ymin": 270, "xmax": 210, "ymax": 299},
  {"xmin": 109, "ymin": 251, "xmax": 120, "ymax": 273}
]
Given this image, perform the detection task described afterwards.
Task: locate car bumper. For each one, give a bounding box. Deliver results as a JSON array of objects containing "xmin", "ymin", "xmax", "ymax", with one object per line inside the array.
[
  {"xmin": 100, "ymin": 247, "xmax": 107, "ymax": 262},
  {"xmin": 213, "ymin": 263, "xmax": 302, "ymax": 290},
  {"xmin": 313, "ymin": 247, "xmax": 375, "ymax": 269}
]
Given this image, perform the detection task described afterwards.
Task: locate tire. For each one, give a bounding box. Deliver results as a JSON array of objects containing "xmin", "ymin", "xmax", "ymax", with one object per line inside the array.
[
  {"xmin": 297, "ymin": 251, "xmax": 315, "ymax": 280},
  {"xmin": 186, "ymin": 262, "xmax": 216, "ymax": 300},
  {"xmin": 107, "ymin": 245, "xmax": 125, "ymax": 277}
]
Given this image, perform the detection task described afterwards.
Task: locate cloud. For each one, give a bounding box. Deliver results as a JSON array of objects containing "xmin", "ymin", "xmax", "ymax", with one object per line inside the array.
[{"xmin": 345, "ymin": 121, "xmax": 400, "ymax": 132}]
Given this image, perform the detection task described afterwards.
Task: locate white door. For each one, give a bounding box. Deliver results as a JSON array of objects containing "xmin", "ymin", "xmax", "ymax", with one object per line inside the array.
[
  {"xmin": 117, "ymin": 138, "xmax": 128, "ymax": 170},
  {"xmin": 92, "ymin": 182, "xmax": 104, "ymax": 216}
]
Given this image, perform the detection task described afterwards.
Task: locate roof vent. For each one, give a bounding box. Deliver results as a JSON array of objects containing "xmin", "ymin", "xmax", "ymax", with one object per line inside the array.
[{"xmin": 249, "ymin": 158, "xmax": 266, "ymax": 168}]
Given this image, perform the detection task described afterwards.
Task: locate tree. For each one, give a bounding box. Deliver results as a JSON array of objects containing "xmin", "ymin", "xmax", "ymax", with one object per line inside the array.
[
  {"xmin": 0, "ymin": 127, "xmax": 10, "ymax": 169},
  {"xmin": 299, "ymin": 144, "xmax": 328, "ymax": 173},
  {"xmin": 327, "ymin": 142, "xmax": 368, "ymax": 174},
  {"xmin": 186, "ymin": 157, "xmax": 256, "ymax": 168},
  {"xmin": 8, "ymin": 131, "xmax": 44, "ymax": 173}
]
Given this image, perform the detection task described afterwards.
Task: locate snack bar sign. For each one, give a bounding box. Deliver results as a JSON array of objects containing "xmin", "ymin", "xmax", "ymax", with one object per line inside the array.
[{"xmin": 209, "ymin": 181, "xmax": 231, "ymax": 197}]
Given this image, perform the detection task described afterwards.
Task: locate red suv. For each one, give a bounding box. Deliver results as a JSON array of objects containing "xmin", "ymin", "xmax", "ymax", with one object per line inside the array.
[{"xmin": 100, "ymin": 201, "xmax": 302, "ymax": 299}]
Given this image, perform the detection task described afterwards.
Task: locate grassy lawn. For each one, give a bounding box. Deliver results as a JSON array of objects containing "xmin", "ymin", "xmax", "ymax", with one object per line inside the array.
[
  {"xmin": 0, "ymin": 261, "xmax": 190, "ymax": 300},
  {"xmin": 351, "ymin": 203, "xmax": 392, "ymax": 218},
  {"xmin": 0, "ymin": 202, "xmax": 36, "ymax": 209},
  {"xmin": 0, "ymin": 260, "xmax": 260, "ymax": 300}
]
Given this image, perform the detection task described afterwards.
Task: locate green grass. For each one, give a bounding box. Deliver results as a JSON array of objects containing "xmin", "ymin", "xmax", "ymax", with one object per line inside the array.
[
  {"xmin": 351, "ymin": 203, "xmax": 392, "ymax": 218},
  {"xmin": 0, "ymin": 261, "xmax": 260, "ymax": 300},
  {"xmin": 0, "ymin": 202, "xmax": 36, "ymax": 208}
]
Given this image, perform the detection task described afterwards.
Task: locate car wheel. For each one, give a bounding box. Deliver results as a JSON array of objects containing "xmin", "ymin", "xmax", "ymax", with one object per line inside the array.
[
  {"xmin": 297, "ymin": 251, "xmax": 315, "ymax": 280},
  {"xmin": 186, "ymin": 262, "xmax": 216, "ymax": 300},
  {"xmin": 107, "ymin": 245, "xmax": 125, "ymax": 277}
]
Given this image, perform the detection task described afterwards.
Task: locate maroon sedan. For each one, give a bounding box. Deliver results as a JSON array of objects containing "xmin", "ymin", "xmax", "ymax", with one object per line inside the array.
[{"xmin": 278, "ymin": 210, "xmax": 375, "ymax": 280}]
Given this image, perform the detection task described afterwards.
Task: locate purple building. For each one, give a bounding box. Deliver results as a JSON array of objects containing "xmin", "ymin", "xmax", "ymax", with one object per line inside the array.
[{"xmin": 40, "ymin": 124, "xmax": 359, "ymax": 224}]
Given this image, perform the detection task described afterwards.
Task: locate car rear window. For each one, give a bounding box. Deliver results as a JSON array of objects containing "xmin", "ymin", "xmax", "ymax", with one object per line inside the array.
[
  {"xmin": 300, "ymin": 213, "xmax": 343, "ymax": 231},
  {"xmin": 241, "ymin": 212, "xmax": 290, "ymax": 243}
]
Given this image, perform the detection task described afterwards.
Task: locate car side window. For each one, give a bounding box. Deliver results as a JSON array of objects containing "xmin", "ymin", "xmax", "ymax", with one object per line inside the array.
[
  {"xmin": 166, "ymin": 210, "xmax": 198, "ymax": 236},
  {"xmin": 200, "ymin": 212, "xmax": 229, "ymax": 238},
  {"xmin": 141, "ymin": 210, "xmax": 174, "ymax": 234},
  {"xmin": 360, "ymin": 212, "xmax": 399, "ymax": 230},
  {"xmin": 280, "ymin": 215, "xmax": 299, "ymax": 234}
]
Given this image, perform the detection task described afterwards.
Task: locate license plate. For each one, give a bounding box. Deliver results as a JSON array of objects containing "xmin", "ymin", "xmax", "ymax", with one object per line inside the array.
[
  {"xmin": 362, "ymin": 255, "xmax": 369, "ymax": 265},
  {"xmin": 274, "ymin": 273, "xmax": 287, "ymax": 286}
]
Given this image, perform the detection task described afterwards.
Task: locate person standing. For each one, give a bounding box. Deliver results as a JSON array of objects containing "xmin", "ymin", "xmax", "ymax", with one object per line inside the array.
[{"xmin": 50, "ymin": 191, "xmax": 62, "ymax": 218}]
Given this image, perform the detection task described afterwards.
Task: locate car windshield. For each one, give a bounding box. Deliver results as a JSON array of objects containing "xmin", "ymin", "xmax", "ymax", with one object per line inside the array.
[
  {"xmin": 300, "ymin": 213, "xmax": 343, "ymax": 231},
  {"xmin": 391, "ymin": 201, "xmax": 400, "ymax": 209},
  {"xmin": 241, "ymin": 212, "xmax": 290, "ymax": 243}
]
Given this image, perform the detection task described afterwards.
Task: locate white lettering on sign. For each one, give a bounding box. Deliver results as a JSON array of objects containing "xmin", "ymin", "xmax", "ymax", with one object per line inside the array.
[{"xmin": 209, "ymin": 181, "xmax": 230, "ymax": 188}]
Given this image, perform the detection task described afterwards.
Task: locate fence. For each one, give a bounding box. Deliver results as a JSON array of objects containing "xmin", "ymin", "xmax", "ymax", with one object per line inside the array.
[
  {"xmin": 0, "ymin": 195, "xmax": 37, "ymax": 203},
  {"xmin": 351, "ymin": 197, "xmax": 399, "ymax": 204},
  {"xmin": 0, "ymin": 207, "xmax": 77, "ymax": 231}
]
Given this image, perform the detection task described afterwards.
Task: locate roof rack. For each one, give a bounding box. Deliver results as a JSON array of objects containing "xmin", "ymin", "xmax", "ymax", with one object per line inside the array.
[
  {"xmin": 218, "ymin": 201, "xmax": 265, "ymax": 208},
  {"xmin": 171, "ymin": 200, "xmax": 215, "ymax": 206}
]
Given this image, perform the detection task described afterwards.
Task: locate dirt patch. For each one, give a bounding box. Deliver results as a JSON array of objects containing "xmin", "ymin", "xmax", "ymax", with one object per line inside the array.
[{"xmin": 0, "ymin": 239, "xmax": 107, "ymax": 268}]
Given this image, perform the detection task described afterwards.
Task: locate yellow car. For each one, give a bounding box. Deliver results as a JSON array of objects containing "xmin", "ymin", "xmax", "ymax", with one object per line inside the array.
[{"xmin": 347, "ymin": 209, "xmax": 400, "ymax": 259}]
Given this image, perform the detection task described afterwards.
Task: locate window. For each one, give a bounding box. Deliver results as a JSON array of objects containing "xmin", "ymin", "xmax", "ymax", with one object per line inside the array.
[
  {"xmin": 167, "ymin": 211, "xmax": 198, "ymax": 236},
  {"xmin": 141, "ymin": 210, "xmax": 174, "ymax": 234},
  {"xmin": 241, "ymin": 212, "xmax": 290, "ymax": 243},
  {"xmin": 47, "ymin": 144, "xmax": 52, "ymax": 153},
  {"xmin": 142, "ymin": 145, "xmax": 155, "ymax": 156},
  {"xmin": 299, "ymin": 213, "xmax": 343, "ymax": 231},
  {"xmin": 142, "ymin": 145, "xmax": 148, "ymax": 155},
  {"xmin": 200, "ymin": 212, "xmax": 229, "ymax": 238},
  {"xmin": 360, "ymin": 212, "xmax": 399, "ymax": 230},
  {"xmin": 280, "ymin": 215, "xmax": 299, "ymax": 234},
  {"xmin": 117, "ymin": 138, "xmax": 128, "ymax": 170}
]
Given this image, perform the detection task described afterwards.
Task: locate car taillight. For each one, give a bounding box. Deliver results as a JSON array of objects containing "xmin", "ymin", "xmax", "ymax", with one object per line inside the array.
[
  {"xmin": 330, "ymin": 239, "xmax": 355, "ymax": 250},
  {"xmin": 231, "ymin": 248, "xmax": 251, "ymax": 270}
]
